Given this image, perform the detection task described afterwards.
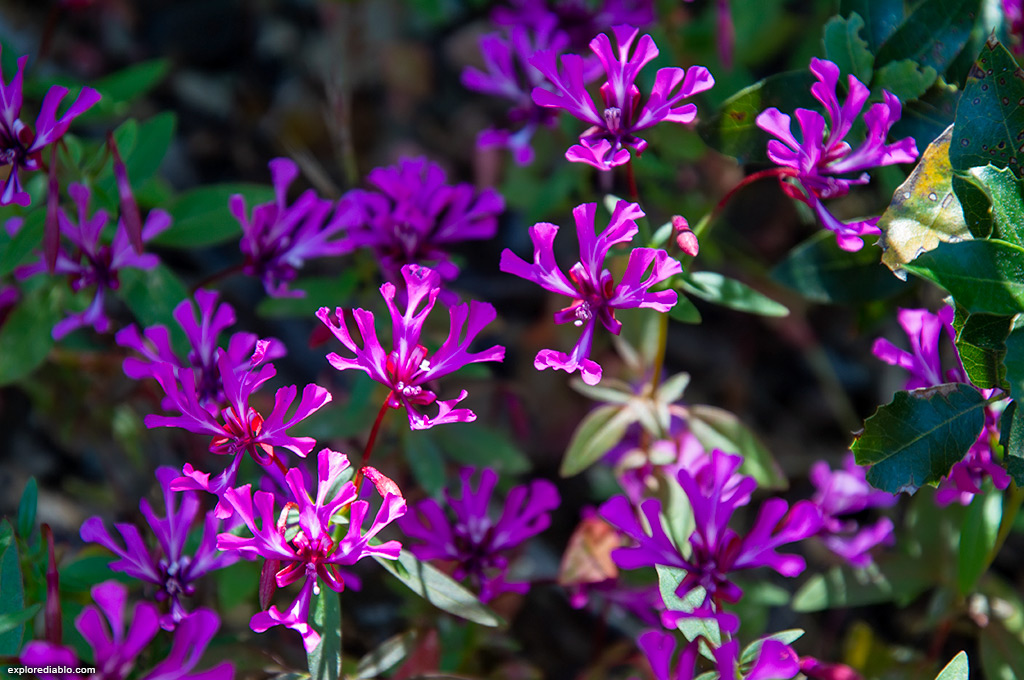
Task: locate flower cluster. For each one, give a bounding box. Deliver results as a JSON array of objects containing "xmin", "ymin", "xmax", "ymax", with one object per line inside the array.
[
  {"xmin": 501, "ymin": 200, "xmax": 680, "ymax": 384},
  {"xmin": 317, "ymin": 264, "xmax": 504, "ymax": 429},
  {"xmin": 493, "ymin": 0, "xmax": 655, "ymax": 53},
  {"xmin": 400, "ymin": 467, "xmax": 560, "ymax": 601},
  {"xmin": 531, "ymin": 25, "xmax": 714, "ymax": 170},
  {"xmin": 755, "ymin": 58, "xmax": 918, "ymax": 251}
]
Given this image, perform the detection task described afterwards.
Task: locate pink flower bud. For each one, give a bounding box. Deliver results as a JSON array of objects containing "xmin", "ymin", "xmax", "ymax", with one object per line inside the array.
[{"xmin": 672, "ymin": 215, "xmax": 699, "ymax": 257}]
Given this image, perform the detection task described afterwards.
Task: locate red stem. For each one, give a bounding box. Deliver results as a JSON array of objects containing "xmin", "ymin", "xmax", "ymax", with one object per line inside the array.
[
  {"xmin": 353, "ymin": 396, "xmax": 392, "ymax": 492},
  {"xmin": 190, "ymin": 262, "xmax": 247, "ymax": 294},
  {"xmin": 711, "ymin": 166, "xmax": 796, "ymax": 221},
  {"xmin": 625, "ymin": 160, "xmax": 640, "ymax": 203}
]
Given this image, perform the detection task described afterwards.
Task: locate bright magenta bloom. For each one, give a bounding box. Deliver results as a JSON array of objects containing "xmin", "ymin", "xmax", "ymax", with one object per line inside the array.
[
  {"xmin": 218, "ymin": 449, "xmax": 406, "ymax": 652},
  {"xmin": 755, "ymin": 58, "xmax": 918, "ymax": 251},
  {"xmin": 639, "ymin": 630, "xmax": 800, "ymax": 680},
  {"xmin": 500, "ymin": 200, "xmax": 680, "ymax": 385},
  {"xmin": 317, "ymin": 264, "xmax": 504, "ymax": 429},
  {"xmin": 530, "ymin": 25, "xmax": 714, "ymax": 170}
]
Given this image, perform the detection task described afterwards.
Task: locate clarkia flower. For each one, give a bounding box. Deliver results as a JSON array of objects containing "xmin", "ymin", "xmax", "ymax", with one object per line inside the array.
[
  {"xmin": 639, "ymin": 629, "xmax": 800, "ymax": 680},
  {"xmin": 317, "ymin": 264, "xmax": 504, "ymax": 430},
  {"xmin": 755, "ymin": 57, "xmax": 918, "ymax": 251},
  {"xmin": 217, "ymin": 448, "xmax": 406, "ymax": 652},
  {"xmin": 601, "ymin": 449, "xmax": 821, "ymax": 632},
  {"xmin": 493, "ymin": 0, "xmax": 655, "ymax": 54},
  {"xmin": 809, "ymin": 454, "xmax": 896, "ymax": 567},
  {"xmin": 340, "ymin": 157, "xmax": 504, "ymax": 284},
  {"xmin": 16, "ymin": 183, "xmax": 170, "ymax": 339},
  {"xmin": 230, "ymin": 157, "xmax": 352, "ymax": 297},
  {"xmin": 20, "ymin": 581, "xmax": 233, "ymax": 680},
  {"xmin": 0, "ymin": 46, "xmax": 101, "ymax": 206},
  {"xmin": 530, "ymin": 25, "xmax": 714, "ymax": 170},
  {"xmin": 500, "ymin": 200, "xmax": 681, "ymax": 385},
  {"xmin": 399, "ymin": 467, "xmax": 560, "ymax": 602},
  {"xmin": 81, "ymin": 467, "xmax": 237, "ymax": 629}
]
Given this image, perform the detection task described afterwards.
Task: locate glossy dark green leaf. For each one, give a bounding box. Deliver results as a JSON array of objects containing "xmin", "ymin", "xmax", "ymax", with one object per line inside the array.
[
  {"xmin": 560, "ymin": 404, "xmax": 636, "ymax": 477},
  {"xmin": 952, "ymin": 173, "xmax": 994, "ymax": 238},
  {"xmin": 950, "ymin": 37, "xmax": 1024, "ymax": 177},
  {"xmin": 355, "ymin": 630, "xmax": 419, "ymax": 679},
  {"xmin": 852, "ymin": 383, "xmax": 987, "ymax": 493},
  {"xmin": 687, "ymin": 405, "xmax": 786, "ymax": 490},
  {"xmin": 256, "ymin": 272, "xmax": 360, "ymax": 318},
  {"xmin": 771, "ymin": 231, "xmax": 907, "ymax": 304},
  {"xmin": 697, "ymin": 70, "xmax": 817, "ymax": 164},
  {"xmin": 306, "ymin": 581, "xmax": 342, "ymax": 680},
  {"xmin": 935, "ymin": 651, "xmax": 970, "ymax": 680},
  {"xmin": 430, "ymin": 422, "xmax": 530, "ymax": 474},
  {"xmin": 874, "ymin": 0, "xmax": 980, "ymax": 73},
  {"xmin": 872, "ymin": 60, "xmax": 938, "ymax": 102},
  {"xmin": 0, "ymin": 520, "xmax": 25, "ymax": 655},
  {"xmin": 904, "ymin": 239, "xmax": 1024, "ymax": 315},
  {"xmin": 956, "ymin": 165, "xmax": 1024, "ymax": 246},
  {"xmin": 823, "ymin": 13, "xmax": 874, "ymax": 83},
  {"xmin": 0, "ymin": 286, "xmax": 62, "ymax": 386},
  {"xmin": 1004, "ymin": 327, "xmax": 1024, "ymax": 405},
  {"xmin": 375, "ymin": 551, "xmax": 502, "ymax": 627},
  {"xmin": 17, "ymin": 477, "xmax": 37, "ymax": 542},
  {"xmin": 679, "ymin": 271, "xmax": 788, "ymax": 317},
  {"xmin": 952, "ymin": 309, "xmax": 1012, "ymax": 389},
  {"xmin": 957, "ymin": 488, "xmax": 1001, "ymax": 594},
  {"xmin": 656, "ymin": 564, "xmax": 720, "ymax": 660},
  {"xmin": 889, "ymin": 81, "xmax": 961, "ymax": 154},
  {"xmin": 840, "ymin": 0, "xmax": 904, "ymax": 50},
  {"xmin": 999, "ymin": 401, "xmax": 1024, "ymax": 485},
  {"xmin": 155, "ymin": 184, "xmax": 275, "ymax": 248}
]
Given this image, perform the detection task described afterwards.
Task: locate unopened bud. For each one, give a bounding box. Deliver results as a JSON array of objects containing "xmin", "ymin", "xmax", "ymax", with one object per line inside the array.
[
  {"xmin": 259, "ymin": 558, "xmax": 280, "ymax": 610},
  {"xmin": 362, "ymin": 466, "xmax": 403, "ymax": 499},
  {"xmin": 108, "ymin": 132, "xmax": 143, "ymax": 254},
  {"xmin": 672, "ymin": 215, "xmax": 699, "ymax": 257}
]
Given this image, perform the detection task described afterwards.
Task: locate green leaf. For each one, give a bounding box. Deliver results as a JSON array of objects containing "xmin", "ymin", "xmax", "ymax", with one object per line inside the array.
[
  {"xmin": 156, "ymin": 184, "xmax": 275, "ymax": 248},
  {"xmin": 958, "ymin": 165, "xmax": 1024, "ymax": 247},
  {"xmin": 697, "ymin": 70, "xmax": 817, "ymax": 164},
  {"xmin": 739, "ymin": 630, "xmax": 805, "ymax": 664},
  {"xmin": 429, "ymin": 422, "xmax": 531, "ymax": 474},
  {"xmin": 354, "ymin": 630, "xmax": 419, "ymax": 679},
  {"xmin": 872, "ymin": 60, "xmax": 939, "ymax": 102},
  {"xmin": 375, "ymin": 551, "xmax": 502, "ymax": 627},
  {"xmin": 0, "ymin": 603, "xmax": 40, "ymax": 637},
  {"xmin": 1004, "ymin": 327, "xmax": 1024, "ymax": 405},
  {"xmin": 852, "ymin": 383, "xmax": 987, "ymax": 493},
  {"xmin": 792, "ymin": 558, "xmax": 930, "ymax": 611},
  {"xmin": 874, "ymin": 0, "xmax": 980, "ymax": 73},
  {"xmin": 0, "ymin": 286, "xmax": 62, "ymax": 386},
  {"xmin": 678, "ymin": 271, "xmax": 788, "ymax": 317},
  {"xmin": 0, "ymin": 211, "xmax": 44, "ymax": 278},
  {"xmin": 823, "ymin": 13, "xmax": 874, "ymax": 83},
  {"xmin": 306, "ymin": 581, "xmax": 342, "ymax": 680},
  {"xmin": 559, "ymin": 405, "xmax": 637, "ymax": 477},
  {"xmin": 1000, "ymin": 401, "xmax": 1024, "ymax": 485},
  {"xmin": 669, "ymin": 294, "xmax": 702, "ymax": 324},
  {"xmin": 952, "ymin": 309, "xmax": 1012, "ymax": 389},
  {"xmin": 0, "ymin": 520, "xmax": 25, "ymax": 655},
  {"xmin": 840, "ymin": 0, "xmax": 904, "ymax": 51},
  {"xmin": 935, "ymin": 651, "xmax": 970, "ymax": 680},
  {"xmin": 17, "ymin": 477, "xmax": 37, "ymax": 542},
  {"xmin": 91, "ymin": 59, "xmax": 171, "ymax": 110},
  {"xmin": 878, "ymin": 125, "xmax": 971, "ymax": 274},
  {"xmin": 115, "ymin": 112, "xmax": 176, "ymax": 187},
  {"xmin": 953, "ymin": 172, "xmax": 994, "ymax": 238},
  {"xmin": 950, "ymin": 37, "xmax": 1024, "ymax": 178},
  {"xmin": 980, "ymin": 617, "xmax": 1024, "ymax": 680},
  {"xmin": 656, "ymin": 565, "xmax": 720, "ymax": 659},
  {"xmin": 688, "ymin": 405, "xmax": 786, "ymax": 490},
  {"xmin": 904, "ymin": 239, "xmax": 1024, "ymax": 316},
  {"xmin": 215, "ymin": 558, "xmax": 261, "ymax": 612},
  {"xmin": 404, "ymin": 431, "xmax": 446, "ymax": 497},
  {"xmin": 60, "ymin": 552, "xmax": 134, "ymax": 592},
  {"xmin": 257, "ymin": 272, "xmax": 360, "ymax": 318},
  {"xmin": 771, "ymin": 231, "xmax": 907, "ymax": 304},
  {"xmin": 890, "ymin": 80, "xmax": 962, "ymax": 156},
  {"xmin": 119, "ymin": 264, "xmax": 189, "ymax": 351},
  {"xmin": 957, "ymin": 488, "xmax": 1002, "ymax": 594}
]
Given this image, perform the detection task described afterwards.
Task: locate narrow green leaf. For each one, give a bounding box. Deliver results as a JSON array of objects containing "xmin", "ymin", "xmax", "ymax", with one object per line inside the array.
[
  {"xmin": 739, "ymin": 630, "xmax": 805, "ymax": 665},
  {"xmin": 852, "ymin": 383, "xmax": 987, "ymax": 494},
  {"xmin": 872, "ymin": 60, "xmax": 938, "ymax": 102},
  {"xmin": 560, "ymin": 405, "xmax": 636, "ymax": 477},
  {"xmin": 306, "ymin": 581, "xmax": 342, "ymax": 680},
  {"xmin": 656, "ymin": 565, "xmax": 720, "ymax": 659},
  {"xmin": 669, "ymin": 294, "xmax": 701, "ymax": 324},
  {"xmin": 354, "ymin": 630, "xmax": 419, "ymax": 679},
  {"xmin": 957, "ymin": 488, "xmax": 1002, "ymax": 594},
  {"xmin": 156, "ymin": 184, "xmax": 275, "ymax": 248},
  {"xmin": 904, "ymin": 239, "xmax": 1024, "ymax": 316},
  {"xmin": 92, "ymin": 59, "xmax": 171, "ymax": 108},
  {"xmin": 874, "ymin": 0, "xmax": 980, "ymax": 73},
  {"xmin": 771, "ymin": 231, "xmax": 907, "ymax": 304},
  {"xmin": 952, "ymin": 309, "xmax": 1012, "ymax": 389},
  {"xmin": 0, "ymin": 520, "xmax": 26, "ymax": 655},
  {"xmin": 935, "ymin": 651, "xmax": 970, "ymax": 680},
  {"xmin": 0, "ymin": 604, "xmax": 40, "ymax": 636},
  {"xmin": 17, "ymin": 477, "xmax": 37, "ymax": 542},
  {"xmin": 0, "ymin": 286, "xmax": 62, "ymax": 386},
  {"xmin": 688, "ymin": 405, "xmax": 787, "ymax": 490},
  {"xmin": 679, "ymin": 271, "xmax": 788, "ymax": 317},
  {"xmin": 375, "ymin": 551, "xmax": 502, "ymax": 627},
  {"xmin": 950, "ymin": 37, "xmax": 1024, "ymax": 178},
  {"xmin": 823, "ymin": 13, "xmax": 874, "ymax": 83}
]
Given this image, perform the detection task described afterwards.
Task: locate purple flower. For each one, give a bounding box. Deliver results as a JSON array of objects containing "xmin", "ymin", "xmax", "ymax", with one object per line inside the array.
[
  {"xmin": 340, "ymin": 157, "xmax": 504, "ymax": 284},
  {"xmin": 809, "ymin": 454, "xmax": 896, "ymax": 567},
  {"xmin": 16, "ymin": 183, "xmax": 170, "ymax": 339},
  {"xmin": 601, "ymin": 450, "xmax": 821, "ymax": 633},
  {"xmin": 755, "ymin": 58, "xmax": 918, "ymax": 251},
  {"xmin": 80, "ymin": 467, "xmax": 237, "ymax": 629},
  {"xmin": 20, "ymin": 581, "xmax": 233, "ymax": 680},
  {"xmin": 1005, "ymin": 0, "xmax": 1024, "ymax": 56},
  {"xmin": 230, "ymin": 157, "xmax": 351, "ymax": 297},
  {"xmin": 936, "ymin": 404, "xmax": 1011, "ymax": 506},
  {"xmin": 500, "ymin": 200, "xmax": 681, "ymax": 385},
  {"xmin": 0, "ymin": 46, "xmax": 101, "ymax": 207},
  {"xmin": 399, "ymin": 467, "xmax": 560, "ymax": 602},
  {"xmin": 493, "ymin": 0, "xmax": 655, "ymax": 53},
  {"xmin": 218, "ymin": 448, "xmax": 406, "ymax": 652},
  {"xmin": 530, "ymin": 25, "xmax": 714, "ymax": 170},
  {"xmin": 317, "ymin": 264, "xmax": 504, "ymax": 430},
  {"xmin": 871, "ymin": 307, "xmax": 962, "ymax": 389},
  {"xmin": 604, "ymin": 414, "xmax": 706, "ymax": 506},
  {"xmin": 639, "ymin": 630, "xmax": 800, "ymax": 680}
]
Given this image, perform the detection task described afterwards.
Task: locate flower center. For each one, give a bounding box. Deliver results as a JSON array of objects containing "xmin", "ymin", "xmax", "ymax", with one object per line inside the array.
[{"xmin": 603, "ymin": 107, "xmax": 622, "ymax": 133}]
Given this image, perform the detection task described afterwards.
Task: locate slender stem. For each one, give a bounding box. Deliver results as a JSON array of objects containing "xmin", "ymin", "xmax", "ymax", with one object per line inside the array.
[
  {"xmin": 649, "ymin": 311, "xmax": 670, "ymax": 396},
  {"xmin": 190, "ymin": 262, "xmax": 246, "ymax": 294},
  {"xmin": 983, "ymin": 482, "xmax": 1024, "ymax": 574},
  {"xmin": 353, "ymin": 396, "xmax": 392, "ymax": 493},
  {"xmin": 625, "ymin": 160, "xmax": 640, "ymax": 203},
  {"xmin": 694, "ymin": 167, "xmax": 796, "ymax": 241}
]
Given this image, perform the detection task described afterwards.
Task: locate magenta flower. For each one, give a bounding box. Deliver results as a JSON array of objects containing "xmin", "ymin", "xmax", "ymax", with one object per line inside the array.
[
  {"xmin": 809, "ymin": 454, "xmax": 896, "ymax": 567},
  {"xmin": 500, "ymin": 200, "xmax": 681, "ymax": 385},
  {"xmin": 936, "ymin": 404, "xmax": 1009, "ymax": 506},
  {"xmin": 493, "ymin": 0, "xmax": 655, "ymax": 53},
  {"xmin": 1005, "ymin": 0, "xmax": 1024, "ymax": 56},
  {"xmin": 16, "ymin": 183, "xmax": 170, "ymax": 339},
  {"xmin": 399, "ymin": 467, "xmax": 560, "ymax": 602},
  {"xmin": 601, "ymin": 450, "xmax": 821, "ymax": 633},
  {"xmin": 0, "ymin": 47, "xmax": 101, "ymax": 206},
  {"xmin": 317, "ymin": 264, "xmax": 504, "ymax": 430},
  {"xmin": 755, "ymin": 58, "xmax": 918, "ymax": 251},
  {"xmin": 230, "ymin": 157, "xmax": 351, "ymax": 297},
  {"xmin": 80, "ymin": 467, "xmax": 237, "ymax": 629},
  {"xmin": 117, "ymin": 288, "xmax": 285, "ymax": 408},
  {"xmin": 530, "ymin": 25, "xmax": 714, "ymax": 170},
  {"xmin": 20, "ymin": 581, "xmax": 233, "ymax": 680},
  {"xmin": 639, "ymin": 630, "xmax": 800, "ymax": 680},
  {"xmin": 218, "ymin": 448, "xmax": 406, "ymax": 652}
]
